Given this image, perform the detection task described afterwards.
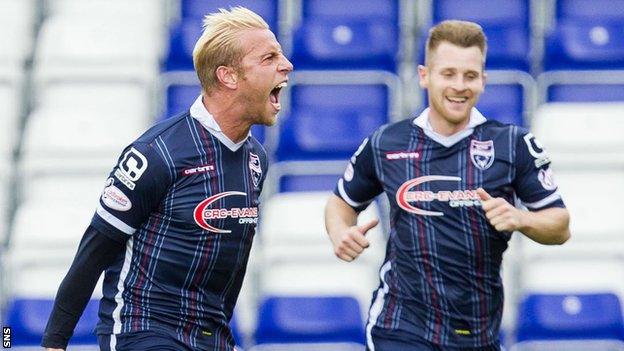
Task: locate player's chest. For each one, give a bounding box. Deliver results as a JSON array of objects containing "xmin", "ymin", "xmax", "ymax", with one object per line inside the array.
[
  {"xmin": 380, "ymin": 139, "xmax": 514, "ymax": 207},
  {"xmin": 167, "ymin": 152, "xmax": 264, "ymax": 232}
]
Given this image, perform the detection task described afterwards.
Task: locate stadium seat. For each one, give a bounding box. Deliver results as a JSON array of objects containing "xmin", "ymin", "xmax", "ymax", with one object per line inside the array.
[
  {"xmin": 33, "ymin": 17, "xmax": 160, "ymax": 86},
  {"xmin": 432, "ymin": 0, "xmax": 531, "ymax": 71},
  {"xmin": 180, "ymin": 0, "xmax": 278, "ymax": 30},
  {"xmin": 254, "ymin": 296, "xmax": 365, "ymax": 344},
  {"xmin": 290, "ymin": 0, "xmax": 398, "ymax": 70},
  {"xmin": 276, "ymin": 83, "xmax": 390, "ymax": 160},
  {"xmin": 19, "ymin": 175, "xmax": 105, "ymax": 205},
  {"xmin": 477, "ymin": 83, "xmax": 525, "ymax": 125},
  {"xmin": 20, "ymin": 104, "xmax": 146, "ymax": 176},
  {"xmin": 512, "ymin": 293, "xmax": 624, "ymax": 350},
  {"xmin": 0, "ymin": 0, "xmax": 37, "ymax": 68},
  {"xmin": 0, "ymin": 78, "xmax": 22, "ymax": 163},
  {"xmin": 532, "ymin": 103, "xmax": 624, "ymax": 166},
  {"xmin": 4, "ymin": 298, "xmax": 99, "ymax": 347},
  {"xmin": 552, "ymin": 170, "xmax": 624, "ymax": 239},
  {"xmin": 545, "ymin": 83, "xmax": 624, "ymax": 103},
  {"xmin": 545, "ymin": 22, "xmax": 624, "ymax": 70},
  {"xmin": 165, "ymin": 18, "xmax": 203, "ymax": 71},
  {"xmin": 544, "ymin": 0, "xmax": 624, "ymax": 70}
]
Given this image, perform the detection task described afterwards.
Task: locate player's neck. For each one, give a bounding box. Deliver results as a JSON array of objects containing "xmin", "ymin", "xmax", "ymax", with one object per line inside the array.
[
  {"xmin": 427, "ymin": 110, "xmax": 470, "ymax": 137},
  {"xmin": 202, "ymin": 94, "xmax": 250, "ymax": 143}
]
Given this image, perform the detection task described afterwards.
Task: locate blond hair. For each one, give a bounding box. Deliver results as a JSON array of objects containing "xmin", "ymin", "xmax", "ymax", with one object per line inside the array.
[
  {"xmin": 425, "ymin": 20, "xmax": 487, "ymax": 66},
  {"xmin": 192, "ymin": 7, "xmax": 269, "ymax": 95}
]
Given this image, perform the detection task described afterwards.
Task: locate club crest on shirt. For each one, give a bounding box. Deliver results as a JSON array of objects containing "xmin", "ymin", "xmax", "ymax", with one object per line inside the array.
[
  {"xmin": 470, "ymin": 139, "xmax": 495, "ymax": 170},
  {"xmin": 249, "ymin": 152, "xmax": 262, "ymax": 187}
]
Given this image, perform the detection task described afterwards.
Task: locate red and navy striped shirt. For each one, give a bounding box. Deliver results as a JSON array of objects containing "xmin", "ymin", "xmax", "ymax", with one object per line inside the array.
[
  {"xmin": 335, "ymin": 108, "xmax": 564, "ymax": 349},
  {"xmin": 91, "ymin": 97, "xmax": 268, "ymax": 350}
]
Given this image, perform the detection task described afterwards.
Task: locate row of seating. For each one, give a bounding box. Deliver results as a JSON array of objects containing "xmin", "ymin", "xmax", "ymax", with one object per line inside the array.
[{"xmin": 166, "ymin": 0, "xmax": 624, "ymax": 72}]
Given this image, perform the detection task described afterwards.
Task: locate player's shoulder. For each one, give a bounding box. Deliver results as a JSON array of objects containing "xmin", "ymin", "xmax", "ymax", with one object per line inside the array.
[
  {"xmin": 478, "ymin": 120, "xmax": 530, "ymax": 141},
  {"xmin": 133, "ymin": 112, "xmax": 191, "ymax": 145},
  {"xmin": 374, "ymin": 118, "xmax": 413, "ymax": 141},
  {"xmin": 247, "ymin": 135, "xmax": 268, "ymax": 158}
]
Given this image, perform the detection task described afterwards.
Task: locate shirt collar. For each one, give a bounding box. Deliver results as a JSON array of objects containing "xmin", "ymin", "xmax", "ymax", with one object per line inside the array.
[
  {"xmin": 190, "ymin": 95, "xmax": 250, "ymax": 152},
  {"xmin": 413, "ymin": 107, "xmax": 487, "ymax": 147}
]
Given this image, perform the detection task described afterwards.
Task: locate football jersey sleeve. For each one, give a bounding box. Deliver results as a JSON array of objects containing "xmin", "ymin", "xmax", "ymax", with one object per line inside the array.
[
  {"xmin": 333, "ymin": 136, "xmax": 383, "ymax": 212},
  {"xmin": 91, "ymin": 142, "xmax": 173, "ymax": 237},
  {"xmin": 513, "ymin": 130, "xmax": 565, "ymax": 211}
]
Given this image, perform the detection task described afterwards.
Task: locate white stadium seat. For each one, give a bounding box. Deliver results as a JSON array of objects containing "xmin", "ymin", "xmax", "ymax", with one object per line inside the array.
[
  {"xmin": 0, "ymin": 0, "xmax": 37, "ymax": 67},
  {"xmin": 20, "ymin": 107, "xmax": 145, "ymax": 176},
  {"xmin": 532, "ymin": 103, "xmax": 624, "ymax": 167},
  {"xmin": 43, "ymin": 0, "xmax": 168, "ymax": 59},
  {"xmin": 33, "ymin": 17, "xmax": 160, "ymax": 87},
  {"xmin": 553, "ymin": 170, "xmax": 624, "ymax": 241},
  {"xmin": 19, "ymin": 175, "xmax": 105, "ymax": 205}
]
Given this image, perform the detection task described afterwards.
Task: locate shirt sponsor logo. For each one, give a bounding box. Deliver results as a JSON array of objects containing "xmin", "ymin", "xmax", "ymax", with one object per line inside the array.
[
  {"xmin": 101, "ymin": 184, "xmax": 132, "ymax": 211},
  {"xmin": 385, "ymin": 151, "xmax": 420, "ymax": 160},
  {"xmin": 116, "ymin": 147, "xmax": 148, "ymax": 190},
  {"xmin": 193, "ymin": 191, "xmax": 258, "ymax": 233},
  {"xmin": 249, "ymin": 152, "xmax": 262, "ymax": 188},
  {"xmin": 396, "ymin": 176, "xmax": 480, "ymax": 216},
  {"xmin": 470, "ymin": 139, "xmax": 495, "ymax": 170},
  {"xmin": 182, "ymin": 164, "xmax": 214, "ymax": 176}
]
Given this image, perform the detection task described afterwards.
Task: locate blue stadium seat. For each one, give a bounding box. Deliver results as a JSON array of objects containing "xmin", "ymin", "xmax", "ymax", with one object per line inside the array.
[
  {"xmin": 432, "ymin": 0, "xmax": 531, "ymax": 71},
  {"xmin": 547, "ymin": 84, "xmax": 624, "ymax": 102},
  {"xmin": 276, "ymin": 84, "xmax": 389, "ymax": 160},
  {"xmin": 181, "ymin": 0, "xmax": 278, "ymax": 30},
  {"xmin": 165, "ymin": 82, "xmax": 201, "ymax": 116},
  {"xmin": 290, "ymin": 0, "xmax": 398, "ymax": 70},
  {"xmin": 165, "ymin": 19, "xmax": 202, "ymax": 71},
  {"xmin": 255, "ymin": 296, "xmax": 364, "ymax": 344},
  {"xmin": 545, "ymin": 22, "xmax": 624, "ymax": 70},
  {"xmin": 516, "ymin": 293, "xmax": 624, "ymax": 342},
  {"xmin": 556, "ymin": 0, "xmax": 624, "ymax": 21},
  {"xmin": 280, "ymin": 174, "xmax": 341, "ymax": 192},
  {"xmin": 5, "ymin": 298, "xmax": 99, "ymax": 346},
  {"xmin": 477, "ymin": 83, "xmax": 525, "ymax": 125},
  {"xmin": 544, "ymin": 0, "xmax": 624, "ymax": 70}
]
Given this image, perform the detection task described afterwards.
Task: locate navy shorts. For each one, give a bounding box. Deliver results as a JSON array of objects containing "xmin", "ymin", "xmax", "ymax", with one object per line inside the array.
[
  {"xmin": 98, "ymin": 330, "xmax": 193, "ymax": 351},
  {"xmin": 367, "ymin": 326, "xmax": 501, "ymax": 351}
]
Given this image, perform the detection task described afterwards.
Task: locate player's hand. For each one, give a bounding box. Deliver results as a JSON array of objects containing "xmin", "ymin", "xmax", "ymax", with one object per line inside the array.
[
  {"xmin": 45, "ymin": 348, "xmax": 65, "ymax": 351},
  {"xmin": 477, "ymin": 188, "xmax": 524, "ymax": 232},
  {"xmin": 329, "ymin": 218, "xmax": 379, "ymax": 262}
]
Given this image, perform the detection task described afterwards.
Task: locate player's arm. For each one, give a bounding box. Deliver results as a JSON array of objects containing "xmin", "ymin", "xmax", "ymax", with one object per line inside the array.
[
  {"xmin": 325, "ymin": 136, "xmax": 382, "ymax": 262},
  {"xmin": 325, "ymin": 194, "xmax": 379, "ymax": 262},
  {"xmin": 477, "ymin": 188, "xmax": 570, "ymax": 245},
  {"xmin": 41, "ymin": 226, "xmax": 128, "ymax": 350}
]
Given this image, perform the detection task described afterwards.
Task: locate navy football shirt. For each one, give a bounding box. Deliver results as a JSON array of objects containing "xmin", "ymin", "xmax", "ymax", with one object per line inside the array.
[
  {"xmin": 91, "ymin": 97, "xmax": 268, "ymax": 350},
  {"xmin": 335, "ymin": 108, "xmax": 564, "ymax": 348}
]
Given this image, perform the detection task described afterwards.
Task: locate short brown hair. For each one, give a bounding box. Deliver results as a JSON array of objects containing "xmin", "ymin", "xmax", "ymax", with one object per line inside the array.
[
  {"xmin": 425, "ymin": 20, "xmax": 487, "ymax": 66},
  {"xmin": 192, "ymin": 7, "xmax": 269, "ymax": 95}
]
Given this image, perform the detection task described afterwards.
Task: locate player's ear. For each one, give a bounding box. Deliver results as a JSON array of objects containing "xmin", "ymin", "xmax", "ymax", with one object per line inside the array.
[
  {"xmin": 215, "ymin": 66, "xmax": 238, "ymax": 90},
  {"xmin": 417, "ymin": 64, "xmax": 428, "ymax": 89}
]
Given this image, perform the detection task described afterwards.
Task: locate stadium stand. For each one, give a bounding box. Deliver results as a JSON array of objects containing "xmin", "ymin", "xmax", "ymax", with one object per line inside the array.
[
  {"xmin": 512, "ymin": 293, "xmax": 624, "ymax": 350},
  {"xmin": 432, "ymin": 0, "xmax": 531, "ymax": 71}
]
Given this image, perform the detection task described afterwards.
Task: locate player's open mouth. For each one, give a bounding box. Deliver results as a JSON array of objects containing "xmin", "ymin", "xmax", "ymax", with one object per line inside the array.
[
  {"xmin": 270, "ymin": 81, "xmax": 287, "ymax": 110},
  {"xmin": 446, "ymin": 96, "xmax": 468, "ymax": 104}
]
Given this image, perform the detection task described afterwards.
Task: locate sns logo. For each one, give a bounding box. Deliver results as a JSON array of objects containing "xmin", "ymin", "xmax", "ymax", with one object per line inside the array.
[
  {"xmin": 193, "ymin": 192, "xmax": 258, "ymax": 233},
  {"xmin": 396, "ymin": 176, "xmax": 480, "ymax": 216}
]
